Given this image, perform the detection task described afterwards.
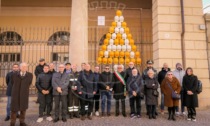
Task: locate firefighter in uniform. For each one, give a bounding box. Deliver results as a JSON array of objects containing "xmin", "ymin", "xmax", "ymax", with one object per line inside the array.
[{"xmin": 68, "ymin": 64, "xmax": 80, "ymax": 119}]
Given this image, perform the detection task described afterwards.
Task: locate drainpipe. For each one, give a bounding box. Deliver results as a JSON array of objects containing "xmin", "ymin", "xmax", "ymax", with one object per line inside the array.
[
  {"xmin": 180, "ymin": 0, "xmax": 186, "ymax": 70},
  {"xmin": 204, "ymin": 14, "xmax": 210, "ymax": 79}
]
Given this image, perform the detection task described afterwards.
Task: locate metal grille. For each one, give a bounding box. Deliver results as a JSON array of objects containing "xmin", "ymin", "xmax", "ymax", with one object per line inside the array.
[{"xmin": 0, "ymin": 26, "xmax": 152, "ymax": 96}]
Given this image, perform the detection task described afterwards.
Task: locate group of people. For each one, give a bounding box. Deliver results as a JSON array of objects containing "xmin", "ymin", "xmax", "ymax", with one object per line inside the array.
[{"xmin": 4, "ymin": 58, "xmax": 199, "ymax": 126}]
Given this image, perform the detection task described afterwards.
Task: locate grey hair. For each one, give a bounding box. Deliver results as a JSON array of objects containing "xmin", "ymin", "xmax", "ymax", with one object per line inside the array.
[
  {"xmin": 20, "ymin": 62, "xmax": 28, "ymax": 68},
  {"xmin": 147, "ymin": 69, "xmax": 154, "ymax": 75}
]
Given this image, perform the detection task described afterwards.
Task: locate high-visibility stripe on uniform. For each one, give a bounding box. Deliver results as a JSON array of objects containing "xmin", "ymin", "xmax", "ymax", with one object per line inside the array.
[
  {"xmin": 73, "ymin": 109, "xmax": 79, "ymax": 111},
  {"xmin": 85, "ymin": 105, "xmax": 88, "ymax": 110}
]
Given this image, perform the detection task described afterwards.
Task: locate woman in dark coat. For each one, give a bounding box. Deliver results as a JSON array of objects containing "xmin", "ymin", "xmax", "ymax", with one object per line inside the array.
[
  {"xmin": 161, "ymin": 71, "xmax": 181, "ymax": 121},
  {"xmin": 144, "ymin": 69, "xmax": 159, "ymax": 119},
  {"xmin": 112, "ymin": 65, "xmax": 127, "ymax": 117},
  {"xmin": 182, "ymin": 67, "xmax": 198, "ymax": 122}
]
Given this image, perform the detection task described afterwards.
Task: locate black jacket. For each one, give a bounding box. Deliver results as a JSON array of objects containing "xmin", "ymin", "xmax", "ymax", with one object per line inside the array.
[
  {"xmin": 112, "ymin": 71, "xmax": 127, "ymax": 99},
  {"xmin": 99, "ymin": 71, "xmax": 113, "ymax": 91},
  {"xmin": 68, "ymin": 71, "xmax": 80, "ymax": 90},
  {"xmin": 6, "ymin": 71, "xmax": 18, "ymax": 96},
  {"xmin": 183, "ymin": 75, "xmax": 198, "ymax": 107},
  {"xmin": 35, "ymin": 72, "xmax": 53, "ymax": 93},
  {"xmin": 34, "ymin": 64, "xmax": 46, "ymax": 78},
  {"xmin": 126, "ymin": 75, "xmax": 143, "ymax": 97},
  {"xmin": 158, "ymin": 68, "xmax": 171, "ymax": 84},
  {"xmin": 93, "ymin": 72, "xmax": 100, "ymax": 91},
  {"xmin": 77, "ymin": 70, "xmax": 97, "ymax": 99}
]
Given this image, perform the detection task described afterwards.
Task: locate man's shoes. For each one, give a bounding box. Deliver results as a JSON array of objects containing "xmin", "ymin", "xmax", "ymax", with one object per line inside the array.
[
  {"xmin": 152, "ymin": 115, "xmax": 156, "ymax": 119},
  {"xmin": 115, "ymin": 113, "xmax": 119, "ymax": 117},
  {"xmin": 69, "ymin": 114, "xmax": 73, "ymax": 119},
  {"xmin": 137, "ymin": 115, "xmax": 141, "ymax": 118},
  {"xmin": 130, "ymin": 114, "xmax": 136, "ymax": 119},
  {"xmin": 5, "ymin": 116, "xmax": 10, "ymax": 121},
  {"xmin": 101, "ymin": 112, "xmax": 105, "ymax": 117},
  {"xmin": 46, "ymin": 116, "xmax": 53, "ymax": 121},
  {"xmin": 149, "ymin": 114, "xmax": 152, "ymax": 119},
  {"xmin": 87, "ymin": 115, "xmax": 92, "ymax": 120},
  {"xmin": 122, "ymin": 113, "xmax": 127, "ymax": 117},
  {"xmin": 36, "ymin": 117, "xmax": 43, "ymax": 123},
  {"xmin": 10, "ymin": 123, "xmax": 15, "ymax": 126},
  {"xmin": 20, "ymin": 123, "xmax": 28, "ymax": 126},
  {"xmin": 95, "ymin": 111, "xmax": 99, "ymax": 116},
  {"xmin": 53, "ymin": 118, "xmax": 59, "ymax": 123},
  {"xmin": 107, "ymin": 112, "xmax": 111, "ymax": 117},
  {"xmin": 81, "ymin": 115, "xmax": 85, "ymax": 121},
  {"xmin": 62, "ymin": 118, "xmax": 67, "ymax": 122}
]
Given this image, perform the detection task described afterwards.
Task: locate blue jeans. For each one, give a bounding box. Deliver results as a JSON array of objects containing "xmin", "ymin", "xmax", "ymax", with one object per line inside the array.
[
  {"xmin": 176, "ymin": 90, "xmax": 185, "ymax": 112},
  {"xmin": 160, "ymin": 93, "xmax": 164, "ymax": 110},
  {"xmin": 101, "ymin": 91, "xmax": 112, "ymax": 113},
  {"xmin": 6, "ymin": 96, "xmax": 11, "ymax": 117}
]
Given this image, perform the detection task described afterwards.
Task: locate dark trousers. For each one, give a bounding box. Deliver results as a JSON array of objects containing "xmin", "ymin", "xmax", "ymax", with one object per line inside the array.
[
  {"xmin": 187, "ymin": 107, "xmax": 196, "ymax": 119},
  {"xmin": 38, "ymin": 92, "xmax": 52, "ymax": 117},
  {"xmin": 147, "ymin": 105, "xmax": 156, "ymax": 116},
  {"xmin": 68, "ymin": 90, "xmax": 80, "ymax": 116},
  {"xmin": 176, "ymin": 90, "xmax": 185, "ymax": 112},
  {"xmin": 54, "ymin": 95, "xmax": 67, "ymax": 119},
  {"xmin": 93, "ymin": 91, "xmax": 100, "ymax": 112},
  {"xmin": 115, "ymin": 98, "xmax": 126, "ymax": 115},
  {"xmin": 10, "ymin": 110, "xmax": 26, "ymax": 125},
  {"xmin": 168, "ymin": 106, "xmax": 176, "ymax": 116},
  {"xmin": 129, "ymin": 95, "xmax": 141, "ymax": 115},
  {"xmin": 80, "ymin": 97, "xmax": 93, "ymax": 116}
]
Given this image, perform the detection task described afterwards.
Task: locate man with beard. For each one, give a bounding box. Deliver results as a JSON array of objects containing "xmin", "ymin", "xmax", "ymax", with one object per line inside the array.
[
  {"xmin": 173, "ymin": 63, "xmax": 186, "ymax": 116},
  {"xmin": 77, "ymin": 64, "xmax": 96, "ymax": 120},
  {"xmin": 68, "ymin": 64, "xmax": 80, "ymax": 119},
  {"xmin": 10, "ymin": 62, "xmax": 33, "ymax": 126},
  {"xmin": 34, "ymin": 58, "xmax": 46, "ymax": 103},
  {"xmin": 5, "ymin": 64, "xmax": 19, "ymax": 121},
  {"xmin": 158, "ymin": 63, "xmax": 171, "ymax": 114},
  {"xmin": 113, "ymin": 65, "xmax": 127, "ymax": 117}
]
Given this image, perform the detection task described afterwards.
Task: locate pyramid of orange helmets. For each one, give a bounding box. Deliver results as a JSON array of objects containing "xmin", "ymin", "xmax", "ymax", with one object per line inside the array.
[{"xmin": 97, "ymin": 10, "xmax": 141, "ymax": 65}]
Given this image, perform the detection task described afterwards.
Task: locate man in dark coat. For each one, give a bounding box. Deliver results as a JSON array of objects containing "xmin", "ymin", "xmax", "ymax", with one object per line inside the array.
[
  {"xmin": 49, "ymin": 63, "xmax": 56, "ymax": 74},
  {"xmin": 5, "ymin": 64, "xmax": 19, "ymax": 121},
  {"xmin": 125, "ymin": 62, "xmax": 140, "ymax": 81},
  {"xmin": 34, "ymin": 58, "xmax": 46, "ymax": 103},
  {"xmin": 127, "ymin": 68, "xmax": 143, "ymax": 118},
  {"xmin": 98, "ymin": 65, "xmax": 113, "ymax": 116},
  {"xmin": 10, "ymin": 62, "xmax": 33, "ymax": 126},
  {"xmin": 77, "ymin": 64, "xmax": 96, "ymax": 120},
  {"xmin": 52, "ymin": 64, "xmax": 69, "ymax": 123},
  {"xmin": 113, "ymin": 65, "xmax": 127, "ymax": 117},
  {"xmin": 36, "ymin": 65, "xmax": 53, "ymax": 123},
  {"xmin": 157, "ymin": 63, "xmax": 170, "ymax": 114},
  {"xmin": 93, "ymin": 66, "xmax": 100, "ymax": 116},
  {"xmin": 68, "ymin": 64, "xmax": 80, "ymax": 119}
]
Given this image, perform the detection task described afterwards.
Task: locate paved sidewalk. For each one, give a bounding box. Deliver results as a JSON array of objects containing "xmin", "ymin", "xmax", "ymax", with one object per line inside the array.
[{"xmin": 0, "ymin": 97, "xmax": 210, "ymax": 126}]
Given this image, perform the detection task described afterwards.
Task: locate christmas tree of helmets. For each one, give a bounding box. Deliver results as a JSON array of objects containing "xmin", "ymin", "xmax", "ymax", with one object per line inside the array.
[{"xmin": 97, "ymin": 10, "xmax": 141, "ymax": 65}]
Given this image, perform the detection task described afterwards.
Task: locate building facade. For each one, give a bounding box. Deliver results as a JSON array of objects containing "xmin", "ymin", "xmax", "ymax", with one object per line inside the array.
[{"xmin": 0, "ymin": 0, "xmax": 210, "ymax": 108}]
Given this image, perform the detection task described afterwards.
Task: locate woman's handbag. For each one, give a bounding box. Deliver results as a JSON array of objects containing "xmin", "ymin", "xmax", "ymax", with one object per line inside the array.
[
  {"xmin": 152, "ymin": 90, "xmax": 159, "ymax": 97},
  {"xmin": 167, "ymin": 83, "xmax": 180, "ymax": 99}
]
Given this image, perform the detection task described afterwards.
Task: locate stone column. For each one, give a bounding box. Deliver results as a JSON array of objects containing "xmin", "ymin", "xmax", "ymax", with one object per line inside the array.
[
  {"xmin": 69, "ymin": 0, "xmax": 88, "ymax": 68},
  {"xmin": 152, "ymin": 0, "xmax": 210, "ymax": 108}
]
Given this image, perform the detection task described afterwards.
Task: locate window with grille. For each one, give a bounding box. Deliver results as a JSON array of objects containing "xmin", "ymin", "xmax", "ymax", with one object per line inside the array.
[
  {"xmin": 0, "ymin": 31, "xmax": 23, "ymax": 45},
  {"xmin": 48, "ymin": 31, "xmax": 70, "ymax": 45}
]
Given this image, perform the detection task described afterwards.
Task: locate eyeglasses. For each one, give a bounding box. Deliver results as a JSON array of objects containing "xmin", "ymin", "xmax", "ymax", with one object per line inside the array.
[{"xmin": 105, "ymin": 68, "xmax": 109, "ymax": 70}]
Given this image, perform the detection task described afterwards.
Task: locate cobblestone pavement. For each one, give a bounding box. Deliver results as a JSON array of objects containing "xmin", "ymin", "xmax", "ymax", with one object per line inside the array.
[{"xmin": 0, "ymin": 97, "xmax": 210, "ymax": 126}]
